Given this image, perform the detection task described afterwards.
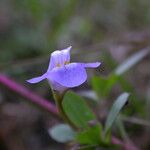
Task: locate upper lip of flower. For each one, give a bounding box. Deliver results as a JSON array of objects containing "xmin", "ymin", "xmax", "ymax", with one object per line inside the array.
[
  {"xmin": 48, "ymin": 46, "xmax": 72, "ymax": 70},
  {"xmin": 27, "ymin": 46, "xmax": 101, "ymax": 90}
]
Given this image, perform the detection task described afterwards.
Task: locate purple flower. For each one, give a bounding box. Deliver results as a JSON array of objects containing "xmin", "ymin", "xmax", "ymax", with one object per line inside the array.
[{"xmin": 27, "ymin": 46, "xmax": 101, "ymax": 92}]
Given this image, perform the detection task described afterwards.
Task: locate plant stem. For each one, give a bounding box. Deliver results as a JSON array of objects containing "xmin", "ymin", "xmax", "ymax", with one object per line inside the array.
[
  {"xmin": 52, "ymin": 90, "xmax": 78, "ymax": 130},
  {"xmin": 0, "ymin": 74, "xmax": 58, "ymax": 116}
]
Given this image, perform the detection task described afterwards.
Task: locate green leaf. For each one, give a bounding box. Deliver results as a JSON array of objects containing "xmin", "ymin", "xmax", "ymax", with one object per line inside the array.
[
  {"xmin": 115, "ymin": 48, "xmax": 149, "ymax": 75},
  {"xmin": 91, "ymin": 75, "xmax": 119, "ymax": 97},
  {"xmin": 76, "ymin": 125, "xmax": 102, "ymax": 145},
  {"xmin": 63, "ymin": 91, "xmax": 96, "ymax": 128},
  {"xmin": 91, "ymin": 76, "xmax": 107, "ymax": 97},
  {"xmin": 104, "ymin": 92, "xmax": 130, "ymax": 134},
  {"xmin": 48, "ymin": 124, "xmax": 76, "ymax": 143},
  {"xmin": 118, "ymin": 76, "xmax": 144, "ymax": 115}
]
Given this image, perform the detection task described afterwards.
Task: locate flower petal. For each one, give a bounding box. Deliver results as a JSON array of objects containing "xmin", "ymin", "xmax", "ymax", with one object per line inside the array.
[
  {"xmin": 80, "ymin": 62, "xmax": 101, "ymax": 68},
  {"xmin": 48, "ymin": 46, "xmax": 72, "ymax": 71},
  {"xmin": 48, "ymin": 80, "xmax": 67, "ymax": 92},
  {"xmin": 26, "ymin": 73, "xmax": 47, "ymax": 83},
  {"xmin": 47, "ymin": 63, "xmax": 87, "ymax": 87}
]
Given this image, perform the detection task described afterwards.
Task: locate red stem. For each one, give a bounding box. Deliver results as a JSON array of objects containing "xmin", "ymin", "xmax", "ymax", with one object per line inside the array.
[
  {"xmin": 112, "ymin": 136, "xmax": 140, "ymax": 150},
  {"xmin": 0, "ymin": 74, "xmax": 58, "ymax": 116}
]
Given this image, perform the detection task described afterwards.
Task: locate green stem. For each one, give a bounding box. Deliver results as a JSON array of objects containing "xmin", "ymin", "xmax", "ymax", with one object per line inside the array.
[{"xmin": 52, "ymin": 90, "xmax": 78, "ymax": 130}]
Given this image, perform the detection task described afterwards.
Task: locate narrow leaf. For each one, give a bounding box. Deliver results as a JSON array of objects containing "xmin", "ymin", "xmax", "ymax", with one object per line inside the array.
[{"xmin": 104, "ymin": 92, "xmax": 130, "ymax": 134}]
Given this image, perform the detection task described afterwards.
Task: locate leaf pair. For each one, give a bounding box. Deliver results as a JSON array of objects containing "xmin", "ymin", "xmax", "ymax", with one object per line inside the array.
[
  {"xmin": 49, "ymin": 91, "xmax": 102, "ymax": 146},
  {"xmin": 49, "ymin": 91, "xmax": 129, "ymax": 148}
]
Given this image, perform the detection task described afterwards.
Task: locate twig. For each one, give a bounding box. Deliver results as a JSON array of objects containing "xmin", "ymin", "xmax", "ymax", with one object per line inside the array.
[
  {"xmin": 121, "ymin": 115, "xmax": 150, "ymax": 127},
  {"xmin": 0, "ymin": 74, "xmax": 58, "ymax": 116},
  {"xmin": 112, "ymin": 136, "xmax": 140, "ymax": 150}
]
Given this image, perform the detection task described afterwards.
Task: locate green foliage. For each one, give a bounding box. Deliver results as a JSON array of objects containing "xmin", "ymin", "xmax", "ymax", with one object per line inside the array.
[
  {"xmin": 92, "ymin": 48, "xmax": 149, "ymax": 99},
  {"xmin": 76, "ymin": 125, "xmax": 102, "ymax": 145},
  {"xmin": 62, "ymin": 91, "xmax": 116, "ymax": 147},
  {"xmin": 49, "ymin": 91, "xmax": 105, "ymax": 148},
  {"xmin": 62, "ymin": 92, "xmax": 103, "ymax": 148},
  {"xmin": 104, "ymin": 93, "xmax": 129, "ymax": 134},
  {"xmin": 48, "ymin": 124, "xmax": 76, "ymax": 143},
  {"xmin": 91, "ymin": 75, "xmax": 119, "ymax": 97},
  {"xmin": 53, "ymin": 49, "xmax": 148, "ymax": 147},
  {"xmin": 62, "ymin": 91, "xmax": 96, "ymax": 129}
]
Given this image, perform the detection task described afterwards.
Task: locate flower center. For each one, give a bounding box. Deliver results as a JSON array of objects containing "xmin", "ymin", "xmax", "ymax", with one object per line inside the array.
[
  {"xmin": 64, "ymin": 61, "xmax": 70, "ymax": 65},
  {"xmin": 56, "ymin": 61, "xmax": 70, "ymax": 68},
  {"xmin": 56, "ymin": 63, "xmax": 61, "ymax": 67}
]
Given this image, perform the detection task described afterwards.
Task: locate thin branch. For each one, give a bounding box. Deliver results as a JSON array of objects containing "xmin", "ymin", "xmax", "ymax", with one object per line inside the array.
[
  {"xmin": 0, "ymin": 74, "xmax": 58, "ymax": 116},
  {"xmin": 112, "ymin": 136, "xmax": 140, "ymax": 150},
  {"xmin": 121, "ymin": 115, "xmax": 150, "ymax": 127}
]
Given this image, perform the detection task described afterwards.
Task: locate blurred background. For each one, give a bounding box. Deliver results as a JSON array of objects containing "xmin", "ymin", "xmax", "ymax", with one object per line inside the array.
[{"xmin": 0, "ymin": 0, "xmax": 150, "ymax": 150}]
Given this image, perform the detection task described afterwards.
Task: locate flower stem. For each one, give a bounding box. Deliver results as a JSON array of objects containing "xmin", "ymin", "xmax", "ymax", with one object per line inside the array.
[{"xmin": 52, "ymin": 90, "xmax": 78, "ymax": 130}]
